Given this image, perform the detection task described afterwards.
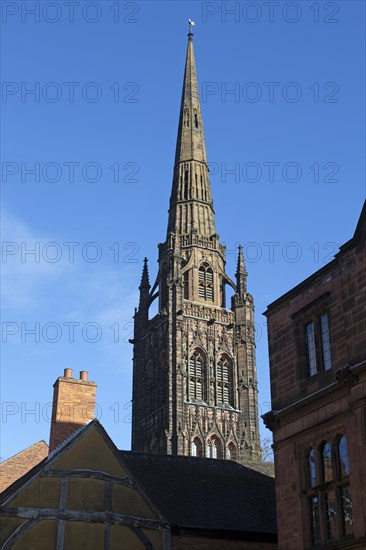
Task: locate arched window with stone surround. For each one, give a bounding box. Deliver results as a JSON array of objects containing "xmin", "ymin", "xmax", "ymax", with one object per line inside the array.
[
  {"xmin": 191, "ymin": 437, "xmax": 203, "ymax": 457},
  {"xmin": 206, "ymin": 436, "xmax": 222, "ymax": 459},
  {"xmin": 198, "ymin": 263, "xmax": 214, "ymax": 302},
  {"xmin": 216, "ymin": 355, "xmax": 233, "ymax": 406},
  {"xmin": 304, "ymin": 436, "xmax": 353, "ymax": 545},
  {"xmin": 226, "ymin": 442, "xmax": 237, "ymax": 460},
  {"xmin": 188, "ymin": 350, "xmax": 205, "ymax": 401}
]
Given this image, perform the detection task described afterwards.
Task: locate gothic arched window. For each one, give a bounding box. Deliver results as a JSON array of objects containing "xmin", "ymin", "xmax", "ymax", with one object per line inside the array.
[
  {"xmin": 216, "ymin": 355, "xmax": 232, "ymax": 406},
  {"xmin": 304, "ymin": 435, "xmax": 353, "ymax": 545},
  {"xmin": 206, "ymin": 436, "xmax": 222, "ymax": 459},
  {"xmin": 198, "ymin": 263, "xmax": 214, "ymax": 302},
  {"xmin": 226, "ymin": 442, "xmax": 236, "ymax": 460},
  {"xmin": 191, "ymin": 437, "xmax": 202, "ymax": 457},
  {"xmin": 188, "ymin": 351, "xmax": 204, "ymax": 401}
]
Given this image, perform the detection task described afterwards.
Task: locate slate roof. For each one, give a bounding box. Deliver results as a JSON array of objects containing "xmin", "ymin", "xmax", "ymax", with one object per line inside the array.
[
  {"xmin": 1, "ymin": 421, "xmax": 277, "ymax": 542},
  {"xmin": 119, "ymin": 451, "xmax": 277, "ymax": 536}
]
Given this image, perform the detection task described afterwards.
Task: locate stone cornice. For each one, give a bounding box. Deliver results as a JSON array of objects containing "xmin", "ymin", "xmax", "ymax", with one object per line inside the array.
[{"xmin": 262, "ymin": 360, "xmax": 366, "ymax": 430}]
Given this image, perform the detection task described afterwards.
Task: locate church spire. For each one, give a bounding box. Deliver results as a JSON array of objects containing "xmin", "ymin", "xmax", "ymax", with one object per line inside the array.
[
  {"xmin": 132, "ymin": 28, "xmax": 261, "ymax": 462},
  {"xmin": 167, "ymin": 28, "xmax": 216, "ymax": 237}
]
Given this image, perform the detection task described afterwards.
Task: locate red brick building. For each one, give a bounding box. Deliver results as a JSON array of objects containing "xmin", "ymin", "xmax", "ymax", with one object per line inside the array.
[
  {"xmin": 0, "ymin": 441, "xmax": 48, "ymax": 493},
  {"xmin": 263, "ymin": 202, "xmax": 366, "ymax": 549}
]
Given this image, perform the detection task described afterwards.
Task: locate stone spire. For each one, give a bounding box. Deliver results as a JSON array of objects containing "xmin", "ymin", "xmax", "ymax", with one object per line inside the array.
[
  {"xmin": 235, "ymin": 245, "xmax": 247, "ymax": 294},
  {"xmin": 139, "ymin": 257, "xmax": 150, "ymax": 290},
  {"xmin": 138, "ymin": 257, "xmax": 150, "ymax": 310},
  {"xmin": 167, "ymin": 29, "xmax": 216, "ymax": 238}
]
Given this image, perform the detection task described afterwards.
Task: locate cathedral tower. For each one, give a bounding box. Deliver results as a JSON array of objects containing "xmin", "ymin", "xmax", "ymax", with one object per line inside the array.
[{"xmin": 131, "ymin": 28, "xmax": 261, "ymax": 460}]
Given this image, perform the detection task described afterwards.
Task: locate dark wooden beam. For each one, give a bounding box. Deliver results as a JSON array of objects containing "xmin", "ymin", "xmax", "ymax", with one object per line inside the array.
[
  {"xmin": 0, "ymin": 506, "xmax": 168, "ymax": 531},
  {"xmin": 41, "ymin": 469, "xmax": 134, "ymax": 488}
]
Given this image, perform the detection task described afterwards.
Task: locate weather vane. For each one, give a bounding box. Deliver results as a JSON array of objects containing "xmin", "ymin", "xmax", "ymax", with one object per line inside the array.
[{"xmin": 188, "ymin": 19, "xmax": 196, "ymax": 35}]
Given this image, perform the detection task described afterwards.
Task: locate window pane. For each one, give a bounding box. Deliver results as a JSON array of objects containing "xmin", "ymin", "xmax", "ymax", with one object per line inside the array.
[
  {"xmin": 322, "ymin": 442, "xmax": 333, "ymax": 482},
  {"xmin": 191, "ymin": 441, "xmax": 197, "ymax": 456},
  {"xmin": 206, "ymin": 443, "xmax": 211, "ymax": 458},
  {"xmin": 306, "ymin": 323, "xmax": 317, "ymax": 376},
  {"xmin": 310, "ymin": 496, "xmax": 321, "ymax": 545},
  {"xmin": 341, "ymin": 486, "xmax": 353, "ymax": 536},
  {"xmin": 227, "ymin": 444, "xmax": 236, "ymax": 460},
  {"xmin": 308, "ymin": 449, "xmax": 317, "ymax": 488},
  {"xmin": 325, "ymin": 489, "xmax": 337, "ymax": 540},
  {"xmin": 320, "ymin": 314, "xmax": 332, "ymax": 371},
  {"xmin": 339, "ymin": 436, "xmax": 350, "ymax": 476}
]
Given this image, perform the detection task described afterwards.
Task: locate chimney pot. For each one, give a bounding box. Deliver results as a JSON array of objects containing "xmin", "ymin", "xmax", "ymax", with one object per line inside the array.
[
  {"xmin": 80, "ymin": 371, "xmax": 88, "ymax": 382},
  {"xmin": 64, "ymin": 368, "xmax": 73, "ymax": 378}
]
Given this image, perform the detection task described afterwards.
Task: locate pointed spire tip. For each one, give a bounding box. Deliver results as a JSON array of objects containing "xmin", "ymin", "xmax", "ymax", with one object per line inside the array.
[{"xmin": 139, "ymin": 257, "xmax": 150, "ymax": 290}]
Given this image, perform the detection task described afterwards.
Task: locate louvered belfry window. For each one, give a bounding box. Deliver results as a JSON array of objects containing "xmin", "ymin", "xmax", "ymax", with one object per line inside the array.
[
  {"xmin": 188, "ymin": 351, "xmax": 204, "ymax": 401},
  {"xmin": 217, "ymin": 356, "xmax": 232, "ymax": 405},
  {"xmin": 198, "ymin": 263, "xmax": 214, "ymax": 302}
]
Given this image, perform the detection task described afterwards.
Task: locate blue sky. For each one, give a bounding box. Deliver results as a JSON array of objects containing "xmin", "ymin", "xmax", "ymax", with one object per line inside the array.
[{"xmin": 1, "ymin": 0, "xmax": 365, "ymax": 460}]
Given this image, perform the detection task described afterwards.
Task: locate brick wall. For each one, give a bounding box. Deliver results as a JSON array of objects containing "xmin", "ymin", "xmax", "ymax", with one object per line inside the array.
[
  {"xmin": 0, "ymin": 440, "xmax": 48, "ymax": 492},
  {"xmin": 266, "ymin": 223, "xmax": 365, "ymax": 411},
  {"xmin": 49, "ymin": 369, "xmax": 97, "ymax": 452},
  {"xmin": 264, "ymin": 203, "xmax": 366, "ymax": 549}
]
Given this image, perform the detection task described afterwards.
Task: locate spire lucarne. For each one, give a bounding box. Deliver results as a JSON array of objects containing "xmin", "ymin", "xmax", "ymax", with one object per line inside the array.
[{"xmin": 132, "ymin": 28, "xmax": 261, "ymax": 462}]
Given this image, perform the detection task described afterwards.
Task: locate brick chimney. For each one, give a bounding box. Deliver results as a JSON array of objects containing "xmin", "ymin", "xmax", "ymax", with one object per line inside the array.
[{"xmin": 49, "ymin": 369, "xmax": 97, "ymax": 452}]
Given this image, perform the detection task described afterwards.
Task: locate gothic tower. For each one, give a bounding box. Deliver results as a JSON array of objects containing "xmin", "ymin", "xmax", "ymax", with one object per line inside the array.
[{"xmin": 131, "ymin": 28, "xmax": 261, "ymax": 461}]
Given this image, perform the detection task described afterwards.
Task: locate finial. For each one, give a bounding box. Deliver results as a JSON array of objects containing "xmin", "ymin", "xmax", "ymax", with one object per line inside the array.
[
  {"xmin": 236, "ymin": 244, "xmax": 247, "ymax": 294},
  {"xmin": 236, "ymin": 245, "xmax": 246, "ymax": 274},
  {"xmin": 188, "ymin": 18, "xmax": 196, "ymax": 39},
  {"xmin": 139, "ymin": 257, "xmax": 150, "ymax": 290}
]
